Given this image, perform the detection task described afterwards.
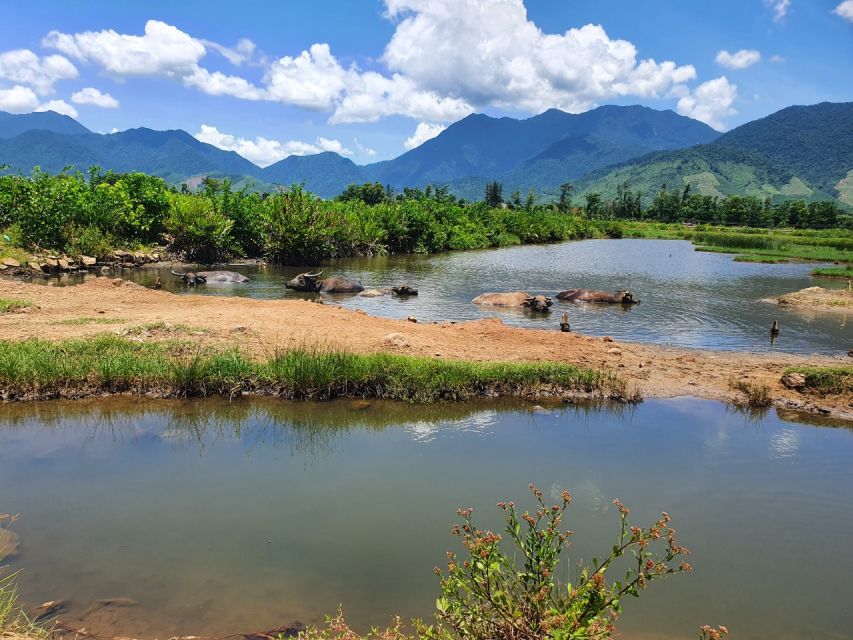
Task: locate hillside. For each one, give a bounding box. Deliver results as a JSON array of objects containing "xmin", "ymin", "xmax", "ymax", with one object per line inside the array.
[
  {"xmin": 0, "ymin": 110, "xmax": 91, "ymax": 138},
  {"xmin": 573, "ymin": 102, "xmax": 852, "ymax": 206},
  {"xmin": 713, "ymin": 101, "xmax": 853, "ymax": 195}
]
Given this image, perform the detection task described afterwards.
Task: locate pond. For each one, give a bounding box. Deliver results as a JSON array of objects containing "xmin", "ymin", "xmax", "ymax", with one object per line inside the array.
[
  {"xmin": 2, "ymin": 397, "xmax": 852, "ymax": 639},
  {"xmin": 50, "ymin": 239, "xmax": 850, "ymax": 355}
]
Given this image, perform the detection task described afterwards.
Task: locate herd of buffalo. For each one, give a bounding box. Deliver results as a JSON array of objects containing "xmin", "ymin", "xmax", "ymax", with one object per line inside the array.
[{"xmin": 168, "ymin": 269, "xmax": 639, "ymax": 311}]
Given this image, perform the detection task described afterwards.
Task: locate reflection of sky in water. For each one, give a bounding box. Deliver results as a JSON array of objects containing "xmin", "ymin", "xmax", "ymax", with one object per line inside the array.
[
  {"xmin": 403, "ymin": 410, "xmax": 498, "ymax": 442},
  {"xmin": 770, "ymin": 428, "xmax": 802, "ymax": 459}
]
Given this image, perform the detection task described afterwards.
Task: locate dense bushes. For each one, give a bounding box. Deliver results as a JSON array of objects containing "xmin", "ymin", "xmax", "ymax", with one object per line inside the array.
[{"xmin": 0, "ymin": 169, "xmax": 610, "ymax": 264}]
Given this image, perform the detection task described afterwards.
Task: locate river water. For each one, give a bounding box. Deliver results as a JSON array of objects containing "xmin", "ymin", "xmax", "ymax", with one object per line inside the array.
[
  {"xmin": 2, "ymin": 398, "xmax": 852, "ymax": 639},
  {"xmin": 53, "ymin": 239, "xmax": 851, "ymax": 355}
]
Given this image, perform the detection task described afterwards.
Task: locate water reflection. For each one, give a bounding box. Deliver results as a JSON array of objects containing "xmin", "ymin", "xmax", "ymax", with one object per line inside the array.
[{"xmin": 1, "ymin": 398, "xmax": 852, "ymax": 639}]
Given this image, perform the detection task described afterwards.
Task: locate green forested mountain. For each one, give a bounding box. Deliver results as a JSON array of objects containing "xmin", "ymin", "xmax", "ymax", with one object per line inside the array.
[
  {"xmin": 0, "ymin": 102, "xmax": 850, "ymax": 205},
  {"xmin": 573, "ymin": 102, "xmax": 853, "ymax": 206}
]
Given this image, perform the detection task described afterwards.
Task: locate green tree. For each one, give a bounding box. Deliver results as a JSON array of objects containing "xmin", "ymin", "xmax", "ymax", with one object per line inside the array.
[
  {"xmin": 558, "ymin": 182, "xmax": 573, "ymax": 213},
  {"xmin": 484, "ymin": 181, "xmax": 504, "ymax": 207}
]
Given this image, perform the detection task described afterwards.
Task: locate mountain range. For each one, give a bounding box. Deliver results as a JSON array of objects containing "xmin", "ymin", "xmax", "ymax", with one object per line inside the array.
[{"xmin": 1, "ymin": 102, "xmax": 851, "ymax": 206}]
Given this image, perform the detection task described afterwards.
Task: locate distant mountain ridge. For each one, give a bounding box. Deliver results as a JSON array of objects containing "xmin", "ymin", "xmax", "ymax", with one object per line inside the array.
[{"xmin": 1, "ymin": 102, "xmax": 851, "ymax": 206}]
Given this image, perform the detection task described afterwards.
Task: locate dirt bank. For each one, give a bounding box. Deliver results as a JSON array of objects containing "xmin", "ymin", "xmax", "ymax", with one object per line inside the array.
[
  {"xmin": 1, "ymin": 278, "xmax": 851, "ymax": 420},
  {"xmin": 773, "ymin": 286, "xmax": 853, "ymax": 312}
]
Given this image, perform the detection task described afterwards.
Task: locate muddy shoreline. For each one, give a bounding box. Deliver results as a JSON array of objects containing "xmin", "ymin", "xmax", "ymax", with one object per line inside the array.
[{"xmin": 1, "ymin": 277, "xmax": 851, "ymax": 420}]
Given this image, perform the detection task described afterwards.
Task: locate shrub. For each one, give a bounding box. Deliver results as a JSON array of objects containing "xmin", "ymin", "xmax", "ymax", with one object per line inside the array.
[{"xmin": 167, "ymin": 194, "xmax": 236, "ymax": 263}]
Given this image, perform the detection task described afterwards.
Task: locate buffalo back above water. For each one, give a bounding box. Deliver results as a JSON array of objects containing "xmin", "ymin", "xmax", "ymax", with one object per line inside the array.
[
  {"xmin": 556, "ymin": 289, "xmax": 639, "ymax": 304},
  {"xmin": 472, "ymin": 291, "xmax": 552, "ymax": 312},
  {"xmin": 285, "ymin": 272, "xmax": 364, "ymax": 293},
  {"xmin": 197, "ymin": 270, "xmax": 250, "ymax": 283}
]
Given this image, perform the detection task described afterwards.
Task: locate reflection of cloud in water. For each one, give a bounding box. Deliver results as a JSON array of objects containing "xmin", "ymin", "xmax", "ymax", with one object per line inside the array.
[
  {"xmin": 770, "ymin": 428, "xmax": 801, "ymax": 459},
  {"xmin": 572, "ymin": 478, "xmax": 607, "ymax": 513},
  {"xmin": 404, "ymin": 411, "xmax": 498, "ymax": 443}
]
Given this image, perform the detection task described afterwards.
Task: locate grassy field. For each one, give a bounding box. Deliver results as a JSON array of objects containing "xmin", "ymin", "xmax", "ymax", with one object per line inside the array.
[
  {"xmin": 0, "ymin": 298, "xmax": 32, "ymax": 313},
  {"xmin": 0, "ymin": 335, "xmax": 629, "ymax": 402},
  {"xmin": 621, "ymin": 221, "xmax": 853, "ymax": 263}
]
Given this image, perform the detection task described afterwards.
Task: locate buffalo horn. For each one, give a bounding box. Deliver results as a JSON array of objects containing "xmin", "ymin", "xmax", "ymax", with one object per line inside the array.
[
  {"xmin": 305, "ymin": 271, "xmax": 323, "ymax": 278},
  {"xmin": 171, "ymin": 270, "xmax": 186, "ymax": 277}
]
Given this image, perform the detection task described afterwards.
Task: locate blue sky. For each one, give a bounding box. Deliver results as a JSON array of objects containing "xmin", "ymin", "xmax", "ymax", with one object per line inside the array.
[{"xmin": 1, "ymin": 0, "xmax": 851, "ymax": 166}]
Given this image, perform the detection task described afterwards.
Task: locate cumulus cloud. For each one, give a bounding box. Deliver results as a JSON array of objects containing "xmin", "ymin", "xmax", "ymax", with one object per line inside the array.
[
  {"xmin": 194, "ymin": 124, "xmax": 352, "ymax": 167},
  {"xmin": 765, "ymin": 0, "xmax": 791, "ymax": 21},
  {"xmin": 0, "ymin": 49, "xmax": 77, "ymax": 95},
  {"xmin": 35, "ymin": 99, "xmax": 78, "ymax": 118},
  {"xmin": 71, "ymin": 87, "xmax": 119, "ymax": 108},
  {"xmin": 833, "ymin": 0, "xmax": 853, "ymax": 21},
  {"xmin": 43, "ymin": 20, "xmax": 205, "ymax": 76},
  {"xmin": 0, "ymin": 85, "xmax": 40, "ymax": 113},
  {"xmin": 403, "ymin": 122, "xmax": 446, "ymax": 150},
  {"xmin": 39, "ymin": 9, "xmax": 704, "ymax": 125},
  {"xmin": 715, "ymin": 49, "xmax": 761, "ymax": 70},
  {"xmin": 381, "ymin": 0, "xmax": 696, "ymax": 114},
  {"xmin": 677, "ymin": 76, "xmax": 737, "ymax": 130}
]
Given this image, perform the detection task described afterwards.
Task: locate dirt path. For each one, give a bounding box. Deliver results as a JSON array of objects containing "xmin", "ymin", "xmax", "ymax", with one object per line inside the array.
[{"xmin": 2, "ymin": 277, "xmax": 851, "ymax": 419}]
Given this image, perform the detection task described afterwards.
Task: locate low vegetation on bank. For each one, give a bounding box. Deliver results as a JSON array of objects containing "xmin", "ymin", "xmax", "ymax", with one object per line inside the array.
[
  {"xmin": 783, "ymin": 366, "xmax": 853, "ymax": 395},
  {"xmin": 0, "ymin": 298, "xmax": 31, "ymax": 314},
  {"xmin": 0, "ymin": 335, "xmax": 630, "ymax": 402},
  {"xmin": 812, "ymin": 266, "xmax": 853, "ymax": 278}
]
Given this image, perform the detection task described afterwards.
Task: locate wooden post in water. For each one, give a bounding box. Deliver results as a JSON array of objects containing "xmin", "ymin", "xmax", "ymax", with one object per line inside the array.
[
  {"xmin": 560, "ymin": 312, "xmax": 571, "ymax": 333},
  {"xmin": 770, "ymin": 320, "xmax": 780, "ymax": 336}
]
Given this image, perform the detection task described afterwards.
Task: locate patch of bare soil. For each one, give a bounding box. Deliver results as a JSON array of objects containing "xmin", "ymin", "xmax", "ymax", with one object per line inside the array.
[
  {"xmin": 773, "ymin": 286, "xmax": 853, "ymax": 312},
  {"xmin": 1, "ymin": 278, "xmax": 851, "ymax": 420}
]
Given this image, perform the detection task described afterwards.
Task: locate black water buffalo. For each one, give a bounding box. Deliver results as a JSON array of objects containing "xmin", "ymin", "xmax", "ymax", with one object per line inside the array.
[
  {"xmin": 172, "ymin": 270, "xmax": 250, "ymax": 285},
  {"xmin": 391, "ymin": 284, "xmax": 419, "ymax": 297},
  {"xmin": 285, "ymin": 271, "xmax": 364, "ymax": 293},
  {"xmin": 556, "ymin": 289, "xmax": 639, "ymax": 304},
  {"xmin": 472, "ymin": 292, "xmax": 553, "ymax": 312}
]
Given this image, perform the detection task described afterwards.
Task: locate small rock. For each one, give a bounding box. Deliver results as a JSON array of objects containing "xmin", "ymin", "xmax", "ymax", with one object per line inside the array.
[
  {"xmin": 0, "ymin": 264, "xmax": 6, "ymax": 271},
  {"xmin": 232, "ymin": 325, "xmax": 247, "ymax": 333},
  {"xmin": 608, "ymin": 347, "xmax": 622, "ymax": 355},
  {"xmin": 382, "ymin": 332, "xmax": 409, "ymax": 348},
  {"xmin": 781, "ymin": 372, "xmax": 807, "ymax": 389},
  {"xmin": 95, "ymin": 597, "xmax": 139, "ymax": 608},
  {"xmin": 100, "ymin": 266, "xmax": 112, "ymax": 274},
  {"xmin": 407, "ymin": 316, "xmax": 417, "ymax": 323},
  {"xmin": 80, "ymin": 255, "xmax": 97, "ymax": 267},
  {"xmin": 602, "ymin": 336, "xmax": 614, "ymax": 342},
  {"xmin": 848, "ymin": 350, "xmax": 853, "ymax": 358},
  {"xmin": 57, "ymin": 258, "xmax": 70, "ymax": 271},
  {"xmin": 2, "ymin": 257, "xmax": 20, "ymax": 267},
  {"xmin": 32, "ymin": 599, "xmax": 68, "ymax": 620}
]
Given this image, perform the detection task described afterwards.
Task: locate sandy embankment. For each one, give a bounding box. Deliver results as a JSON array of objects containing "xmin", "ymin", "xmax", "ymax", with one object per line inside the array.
[
  {"xmin": 773, "ymin": 286, "xmax": 853, "ymax": 312},
  {"xmin": 1, "ymin": 278, "xmax": 851, "ymax": 420}
]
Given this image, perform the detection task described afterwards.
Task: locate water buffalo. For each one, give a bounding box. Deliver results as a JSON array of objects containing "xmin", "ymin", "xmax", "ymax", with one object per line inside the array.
[
  {"xmin": 285, "ymin": 271, "xmax": 364, "ymax": 294},
  {"xmin": 472, "ymin": 292, "xmax": 553, "ymax": 312},
  {"xmin": 556, "ymin": 289, "xmax": 639, "ymax": 304},
  {"xmin": 172, "ymin": 270, "xmax": 206, "ymax": 286},
  {"xmin": 391, "ymin": 284, "xmax": 419, "ymax": 297},
  {"xmin": 172, "ymin": 270, "xmax": 250, "ymax": 285}
]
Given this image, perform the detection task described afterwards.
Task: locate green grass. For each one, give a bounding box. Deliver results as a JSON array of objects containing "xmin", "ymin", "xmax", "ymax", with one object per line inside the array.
[
  {"xmin": 733, "ymin": 254, "xmax": 791, "ymax": 263},
  {"xmin": 0, "ymin": 335, "xmax": 629, "ymax": 402},
  {"xmin": 0, "ymin": 298, "xmax": 32, "ymax": 313},
  {"xmin": 812, "ymin": 266, "xmax": 853, "ymax": 278},
  {"xmin": 619, "ymin": 221, "xmax": 853, "ymax": 263},
  {"xmin": 783, "ymin": 366, "xmax": 853, "ymax": 395},
  {"xmin": 51, "ymin": 317, "xmax": 125, "ymax": 326}
]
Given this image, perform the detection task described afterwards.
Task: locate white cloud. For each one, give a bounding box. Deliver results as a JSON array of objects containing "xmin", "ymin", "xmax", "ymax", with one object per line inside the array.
[
  {"xmin": 677, "ymin": 76, "xmax": 738, "ymax": 130},
  {"xmin": 43, "ymin": 20, "xmax": 205, "ymax": 76},
  {"xmin": 769, "ymin": 54, "xmax": 786, "ymax": 63},
  {"xmin": 0, "ymin": 85, "xmax": 40, "ymax": 113},
  {"xmin": 35, "ymin": 99, "xmax": 78, "ymax": 118},
  {"xmin": 833, "ymin": 0, "xmax": 853, "ymax": 21},
  {"xmin": 765, "ymin": 0, "xmax": 791, "ymax": 21},
  {"xmin": 194, "ymin": 124, "xmax": 352, "ymax": 167},
  {"xmin": 354, "ymin": 138, "xmax": 377, "ymax": 156},
  {"xmin": 39, "ymin": 12, "xmax": 702, "ymax": 125},
  {"xmin": 264, "ymin": 44, "xmax": 348, "ymax": 111},
  {"xmin": 202, "ymin": 38, "xmax": 258, "ymax": 66},
  {"xmin": 715, "ymin": 49, "xmax": 761, "ymax": 70},
  {"xmin": 381, "ymin": 0, "xmax": 696, "ymax": 114},
  {"xmin": 0, "ymin": 49, "xmax": 77, "ymax": 95},
  {"xmin": 403, "ymin": 122, "xmax": 446, "ymax": 150},
  {"xmin": 71, "ymin": 87, "xmax": 119, "ymax": 108}
]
